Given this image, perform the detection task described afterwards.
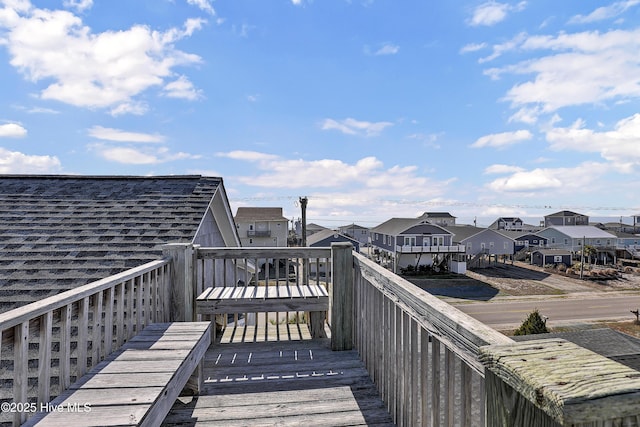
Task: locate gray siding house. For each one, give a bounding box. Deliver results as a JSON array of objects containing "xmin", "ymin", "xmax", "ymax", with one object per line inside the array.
[
  {"xmin": 371, "ymin": 218, "xmax": 464, "ymax": 273},
  {"xmin": 536, "ymin": 226, "xmax": 617, "ymax": 263},
  {"xmin": 337, "ymin": 223, "xmax": 370, "ymax": 246},
  {"xmin": 544, "ymin": 210, "xmax": 589, "ymax": 227},
  {"xmin": 0, "ymin": 175, "xmax": 241, "ymax": 313},
  {"xmin": 532, "ymin": 249, "xmax": 572, "ymax": 267},
  {"xmin": 446, "ymin": 225, "xmax": 515, "ymax": 267},
  {"xmin": 235, "ymin": 207, "xmax": 289, "ymax": 247},
  {"xmin": 489, "ymin": 217, "xmax": 525, "ymax": 231}
]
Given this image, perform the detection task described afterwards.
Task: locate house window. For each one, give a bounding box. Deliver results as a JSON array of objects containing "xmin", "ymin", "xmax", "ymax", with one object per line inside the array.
[
  {"xmin": 467, "ymin": 242, "xmax": 472, "ymax": 250},
  {"xmin": 405, "ymin": 237, "xmax": 415, "ymax": 246},
  {"xmin": 490, "ymin": 242, "xmax": 494, "ymax": 248},
  {"xmin": 596, "ymin": 240, "xmax": 601, "ymax": 245},
  {"xmin": 551, "ymin": 238, "xmax": 556, "ymax": 244},
  {"xmin": 533, "ymin": 240, "xmax": 538, "ymax": 244},
  {"xmin": 249, "ymin": 238, "xmax": 253, "ymax": 244},
  {"xmin": 564, "ymin": 239, "xmax": 568, "ymax": 245},
  {"xmin": 249, "ymin": 225, "xmax": 254, "ymax": 230}
]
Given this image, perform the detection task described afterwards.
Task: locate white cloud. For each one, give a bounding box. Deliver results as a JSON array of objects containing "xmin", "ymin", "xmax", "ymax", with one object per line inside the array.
[
  {"xmin": 109, "ymin": 102, "xmax": 148, "ymax": 117},
  {"xmin": 471, "ymin": 130, "xmax": 532, "ymax": 148},
  {"xmin": 483, "ymin": 164, "xmax": 525, "ymax": 175},
  {"xmin": 63, "ymin": 0, "xmax": 92, "ymax": 12},
  {"xmin": 468, "ymin": 1, "xmax": 526, "ymax": 27},
  {"xmin": 215, "ymin": 152, "xmax": 453, "ymax": 210},
  {"xmin": 569, "ymin": 0, "xmax": 640, "ymax": 24},
  {"xmin": 486, "ymin": 162, "xmax": 609, "ymax": 193},
  {"xmin": 90, "ymin": 144, "xmax": 200, "ymax": 165},
  {"xmin": 291, "ymin": 0, "xmax": 303, "ymax": 5},
  {"xmin": 88, "ymin": 126, "xmax": 165, "ymax": 143},
  {"xmin": 0, "ymin": 122, "xmax": 27, "ymax": 138},
  {"xmin": 479, "ymin": 32, "xmax": 528, "ymax": 63},
  {"xmin": 0, "ymin": 147, "xmax": 61, "ymax": 173},
  {"xmin": 546, "ymin": 113, "xmax": 640, "ymax": 171},
  {"xmin": 486, "ymin": 28, "xmax": 640, "ymax": 117},
  {"xmin": 373, "ymin": 43, "xmax": 399, "ymax": 56},
  {"xmin": 163, "ymin": 75, "xmax": 203, "ymax": 100},
  {"xmin": 460, "ymin": 42, "xmax": 487, "ymax": 54},
  {"xmin": 0, "ymin": 4, "xmax": 205, "ymax": 113},
  {"xmin": 320, "ymin": 117, "xmax": 393, "ymax": 137},
  {"xmin": 508, "ymin": 106, "xmax": 541, "ymax": 124},
  {"xmin": 185, "ymin": 0, "xmax": 215, "ymax": 15}
]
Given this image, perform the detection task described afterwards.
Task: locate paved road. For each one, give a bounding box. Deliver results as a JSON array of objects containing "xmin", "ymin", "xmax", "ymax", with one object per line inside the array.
[{"xmin": 452, "ymin": 294, "xmax": 640, "ymax": 328}]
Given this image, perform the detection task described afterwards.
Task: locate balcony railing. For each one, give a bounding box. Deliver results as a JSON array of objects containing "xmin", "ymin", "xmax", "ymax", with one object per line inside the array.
[
  {"xmin": 247, "ymin": 230, "xmax": 271, "ymax": 237},
  {"xmin": 395, "ymin": 244, "xmax": 466, "ymax": 253},
  {"xmin": 2, "ymin": 243, "xmax": 640, "ymax": 426}
]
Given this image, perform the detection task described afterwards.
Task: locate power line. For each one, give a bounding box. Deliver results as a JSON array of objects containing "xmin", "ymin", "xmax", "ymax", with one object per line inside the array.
[{"xmin": 229, "ymin": 196, "xmax": 639, "ymax": 212}]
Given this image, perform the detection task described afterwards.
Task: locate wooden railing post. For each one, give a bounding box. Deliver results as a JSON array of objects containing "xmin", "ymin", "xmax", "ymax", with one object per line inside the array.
[
  {"xmin": 480, "ymin": 338, "xmax": 640, "ymax": 426},
  {"xmin": 162, "ymin": 243, "xmax": 196, "ymax": 322},
  {"xmin": 331, "ymin": 242, "xmax": 353, "ymax": 351}
]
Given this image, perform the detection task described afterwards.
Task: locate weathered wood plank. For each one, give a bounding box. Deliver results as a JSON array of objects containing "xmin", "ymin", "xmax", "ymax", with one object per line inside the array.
[
  {"xmin": 14, "ymin": 321, "xmax": 29, "ymax": 426},
  {"xmin": 353, "ymin": 252, "xmax": 513, "ymax": 373},
  {"xmin": 25, "ymin": 322, "xmax": 211, "ymax": 427},
  {"xmin": 331, "ymin": 242, "xmax": 353, "ymax": 351},
  {"xmin": 0, "ymin": 259, "xmax": 169, "ymax": 332},
  {"xmin": 164, "ymin": 339, "xmax": 394, "ymax": 426},
  {"xmin": 481, "ymin": 338, "xmax": 640, "ymax": 425},
  {"xmin": 196, "ymin": 247, "xmax": 331, "ymax": 260},
  {"xmin": 37, "ymin": 311, "xmax": 53, "ymax": 406}
]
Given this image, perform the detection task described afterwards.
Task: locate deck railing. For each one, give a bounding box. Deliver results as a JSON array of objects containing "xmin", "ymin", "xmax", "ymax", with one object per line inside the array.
[
  {"xmin": 351, "ymin": 250, "xmax": 514, "ymax": 426},
  {"xmin": 4, "ymin": 243, "xmax": 640, "ymax": 426},
  {"xmin": 0, "ymin": 259, "xmax": 171, "ymax": 426},
  {"xmin": 191, "ymin": 246, "xmax": 332, "ymax": 336}
]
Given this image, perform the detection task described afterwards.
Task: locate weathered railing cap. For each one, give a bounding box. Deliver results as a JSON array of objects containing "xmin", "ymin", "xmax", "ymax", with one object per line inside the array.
[{"xmin": 480, "ymin": 338, "xmax": 640, "ymax": 425}]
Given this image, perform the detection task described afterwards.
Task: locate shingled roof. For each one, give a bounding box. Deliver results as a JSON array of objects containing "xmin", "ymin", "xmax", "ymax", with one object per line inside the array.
[{"xmin": 0, "ymin": 175, "xmax": 233, "ymax": 313}]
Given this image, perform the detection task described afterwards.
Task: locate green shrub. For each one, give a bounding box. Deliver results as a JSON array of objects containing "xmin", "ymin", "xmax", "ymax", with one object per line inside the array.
[{"xmin": 514, "ymin": 309, "xmax": 549, "ymax": 336}]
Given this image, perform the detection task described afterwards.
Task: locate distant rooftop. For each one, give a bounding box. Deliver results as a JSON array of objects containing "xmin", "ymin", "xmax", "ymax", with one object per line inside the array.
[
  {"xmin": 0, "ymin": 175, "xmax": 224, "ymax": 312},
  {"xmin": 235, "ymin": 207, "xmax": 288, "ymax": 221}
]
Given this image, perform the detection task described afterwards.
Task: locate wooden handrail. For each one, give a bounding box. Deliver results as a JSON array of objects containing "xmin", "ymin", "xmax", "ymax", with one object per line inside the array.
[
  {"xmin": 0, "ymin": 258, "xmax": 171, "ymax": 332},
  {"xmin": 0, "ymin": 259, "xmax": 172, "ymax": 426},
  {"xmin": 353, "ymin": 252, "xmax": 513, "ymax": 372}
]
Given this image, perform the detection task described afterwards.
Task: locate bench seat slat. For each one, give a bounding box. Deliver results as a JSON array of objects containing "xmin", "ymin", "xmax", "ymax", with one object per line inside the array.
[
  {"xmin": 25, "ymin": 322, "xmax": 211, "ymax": 427},
  {"xmin": 196, "ymin": 285, "xmax": 329, "ymax": 315}
]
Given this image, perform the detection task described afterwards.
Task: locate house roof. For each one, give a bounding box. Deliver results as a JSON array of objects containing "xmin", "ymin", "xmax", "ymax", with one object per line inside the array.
[
  {"xmin": 532, "ymin": 249, "xmax": 572, "ymax": 256},
  {"xmin": 0, "ymin": 175, "xmax": 228, "ymax": 313},
  {"xmin": 337, "ymin": 223, "xmax": 369, "ymax": 231},
  {"xmin": 307, "ymin": 229, "xmax": 359, "ymax": 247},
  {"xmin": 444, "ymin": 225, "xmax": 487, "ymax": 242},
  {"xmin": 235, "ymin": 207, "xmax": 288, "ymax": 222},
  {"xmin": 542, "ymin": 226, "xmax": 616, "ymax": 239},
  {"xmin": 371, "ymin": 218, "xmax": 421, "ymax": 235},
  {"xmin": 545, "ymin": 210, "xmax": 586, "ymax": 217},
  {"xmin": 495, "ymin": 230, "xmax": 548, "ymax": 240},
  {"xmin": 418, "ymin": 212, "xmax": 456, "ymax": 219}
]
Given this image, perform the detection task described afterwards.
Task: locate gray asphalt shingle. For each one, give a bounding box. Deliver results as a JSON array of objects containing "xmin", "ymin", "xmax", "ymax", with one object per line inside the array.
[{"xmin": 0, "ymin": 175, "xmax": 221, "ymax": 313}]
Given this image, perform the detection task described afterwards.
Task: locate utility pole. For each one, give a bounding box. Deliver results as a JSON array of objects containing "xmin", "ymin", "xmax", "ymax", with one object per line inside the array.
[
  {"xmin": 299, "ymin": 197, "xmax": 308, "ymax": 247},
  {"xmin": 299, "ymin": 197, "xmax": 308, "ymax": 285},
  {"xmin": 580, "ymin": 236, "xmax": 585, "ymax": 279}
]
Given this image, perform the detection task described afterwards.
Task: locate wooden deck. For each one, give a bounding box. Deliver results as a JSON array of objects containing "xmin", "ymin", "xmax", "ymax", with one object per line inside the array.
[{"xmin": 162, "ymin": 324, "xmax": 395, "ymax": 426}]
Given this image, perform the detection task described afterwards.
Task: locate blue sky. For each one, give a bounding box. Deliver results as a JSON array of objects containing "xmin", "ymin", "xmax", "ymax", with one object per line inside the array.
[{"xmin": 1, "ymin": 0, "xmax": 640, "ymax": 227}]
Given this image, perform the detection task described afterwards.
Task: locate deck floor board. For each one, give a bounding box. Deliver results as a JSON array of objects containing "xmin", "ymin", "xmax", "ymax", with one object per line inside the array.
[{"xmin": 163, "ymin": 326, "xmax": 395, "ymax": 426}]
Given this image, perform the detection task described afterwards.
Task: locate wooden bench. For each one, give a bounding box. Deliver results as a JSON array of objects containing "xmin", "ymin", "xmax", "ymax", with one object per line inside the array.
[
  {"xmin": 196, "ymin": 284, "xmax": 329, "ymax": 338},
  {"xmin": 25, "ymin": 322, "xmax": 211, "ymax": 427}
]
